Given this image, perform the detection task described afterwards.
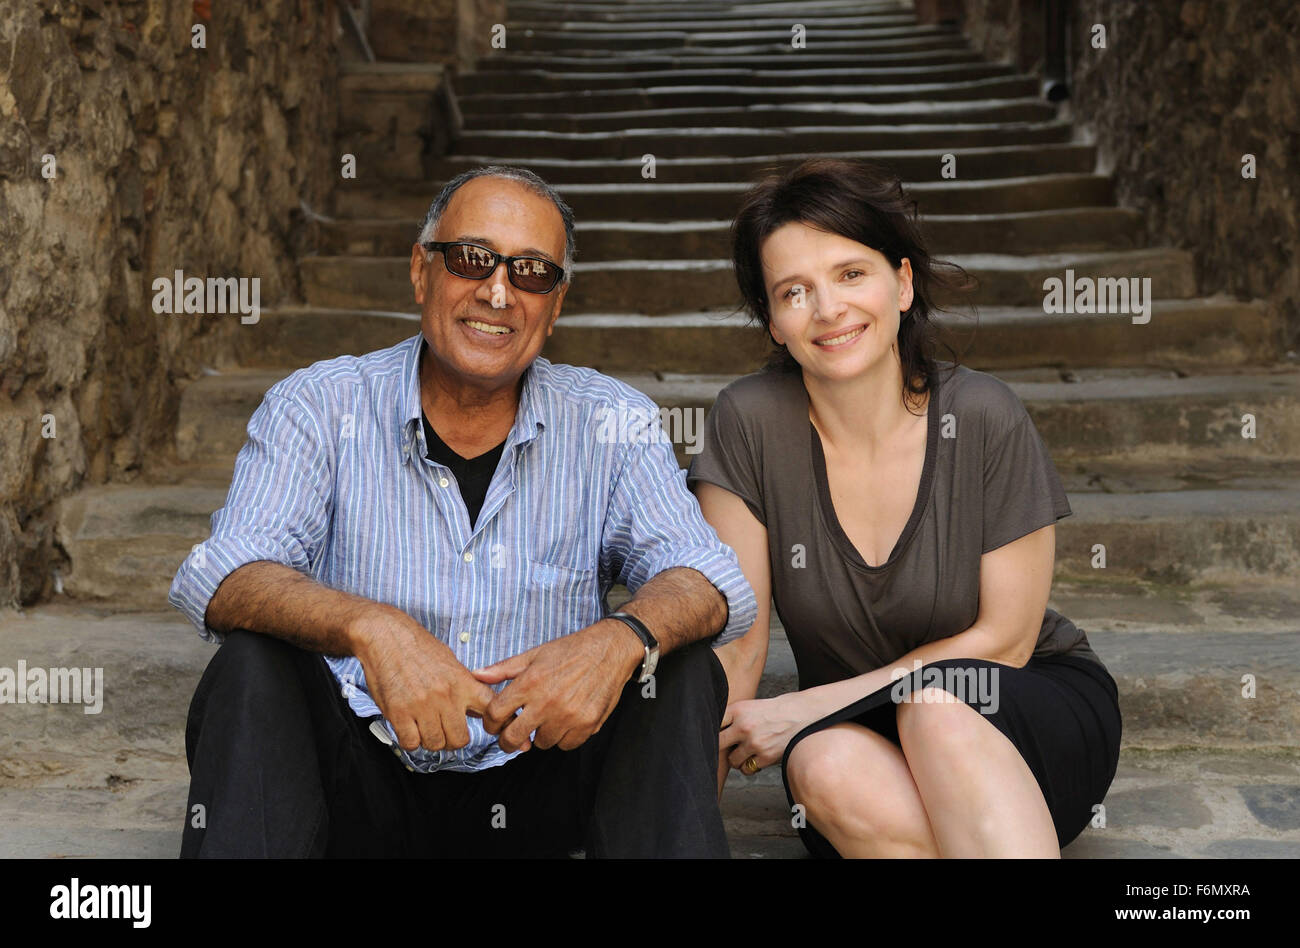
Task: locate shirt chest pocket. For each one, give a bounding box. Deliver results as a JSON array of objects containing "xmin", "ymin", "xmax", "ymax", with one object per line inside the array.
[{"xmin": 527, "ymin": 530, "xmax": 602, "ymax": 638}]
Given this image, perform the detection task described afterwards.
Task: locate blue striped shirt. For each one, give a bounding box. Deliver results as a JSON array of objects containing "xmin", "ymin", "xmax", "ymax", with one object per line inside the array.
[{"xmin": 168, "ymin": 333, "xmax": 757, "ymax": 773}]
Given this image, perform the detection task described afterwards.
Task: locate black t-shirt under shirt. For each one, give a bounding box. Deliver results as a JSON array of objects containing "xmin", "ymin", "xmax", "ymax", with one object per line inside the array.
[{"xmin": 421, "ymin": 411, "xmax": 506, "ymax": 530}]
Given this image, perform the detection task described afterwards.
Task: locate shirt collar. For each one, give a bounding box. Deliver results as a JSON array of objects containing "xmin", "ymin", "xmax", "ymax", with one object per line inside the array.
[{"xmin": 398, "ymin": 333, "xmax": 547, "ymax": 464}]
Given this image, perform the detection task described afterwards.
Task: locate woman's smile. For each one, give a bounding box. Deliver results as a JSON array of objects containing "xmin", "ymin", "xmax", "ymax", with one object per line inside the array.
[{"xmin": 812, "ymin": 323, "xmax": 868, "ymax": 349}]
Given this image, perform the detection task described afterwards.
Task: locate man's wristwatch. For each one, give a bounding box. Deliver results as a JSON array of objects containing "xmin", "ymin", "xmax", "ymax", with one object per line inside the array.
[{"xmin": 605, "ymin": 612, "xmax": 659, "ymax": 683}]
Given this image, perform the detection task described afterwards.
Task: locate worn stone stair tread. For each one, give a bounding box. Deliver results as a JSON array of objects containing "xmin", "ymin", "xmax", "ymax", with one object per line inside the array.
[
  {"xmin": 456, "ymin": 76, "xmax": 1041, "ymax": 110},
  {"xmin": 453, "ymin": 122, "xmax": 1075, "ymax": 160},
  {"xmin": 234, "ymin": 295, "xmax": 1277, "ymax": 378},
  {"xmin": 457, "ymin": 63, "xmax": 1019, "ymax": 91},
  {"xmin": 465, "ymin": 98, "xmax": 1058, "ymax": 132},
  {"xmin": 504, "ymin": 26, "xmax": 955, "ymax": 43},
  {"xmin": 323, "ymin": 207, "xmax": 1141, "ymax": 259},
  {"xmin": 505, "ymin": 36, "xmax": 971, "ymax": 56},
  {"xmin": 480, "ymin": 50, "xmax": 985, "ymax": 68},
  {"xmin": 56, "ymin": 484, "xmax": 228, "ymax": 541},
  {"xmin": 334, "ymin": 173, "xmax": 1114, "ymax": 221},
  {"xmin": 506, "ymin": 16, "xmax": 936, "ymax": 32},
  {"xmin": 433, "ymin": 141, "xmax": 1095, "ymax": 184},
  {"xmin": 165, "ymin": 357, "xmax": 1300, "ymax": 476},
  {"xmin": 611, "ymin": 365, "xmax": 1300, "ymax": 402},
  {"xmin": 458, "ymin": 119, "xmax": 1072, "ymax": 140},
  {"xmin": 514, "ymin": 0, "xmax": 907, "ymax": 13}
]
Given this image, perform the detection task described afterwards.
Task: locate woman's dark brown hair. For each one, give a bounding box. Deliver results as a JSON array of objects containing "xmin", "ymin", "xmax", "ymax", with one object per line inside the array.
[{"xmin": 731, "ymin": 157, "xmax": 975, "ymax": 412}]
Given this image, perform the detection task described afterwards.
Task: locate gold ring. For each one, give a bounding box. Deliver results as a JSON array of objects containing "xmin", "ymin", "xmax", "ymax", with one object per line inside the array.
[{"xmin": 741, "ymin": 755, "xmax": 761, "ymax": 775}]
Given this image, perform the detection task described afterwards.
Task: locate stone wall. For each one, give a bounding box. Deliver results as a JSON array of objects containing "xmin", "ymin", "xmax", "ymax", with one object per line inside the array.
[
  {"xmin": 367, "ymin": 0, "xmax": 507, "ymax": 70},
  {"xmin": 959, "ymin": 0, "xmax": 1300, "ymax": 351},
  {"xmin": 0, "ymin": 0, "xmax": 340, "ymax": 607}
]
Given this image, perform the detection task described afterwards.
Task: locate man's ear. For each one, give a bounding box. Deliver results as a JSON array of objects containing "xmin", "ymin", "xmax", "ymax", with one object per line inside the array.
[
  {"xmin": 410, "ymin": 245, "xmax": 427, "ymax": 305},
  {"xmin": 545, "ymin": 284, "xmax": 569, "ymax": 337}
]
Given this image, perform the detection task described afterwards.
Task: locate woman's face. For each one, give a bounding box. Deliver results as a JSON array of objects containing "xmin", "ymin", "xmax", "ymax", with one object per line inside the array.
[{"xmin": 760, "ymin": 221, "xmax": 913, "ymax": 383}]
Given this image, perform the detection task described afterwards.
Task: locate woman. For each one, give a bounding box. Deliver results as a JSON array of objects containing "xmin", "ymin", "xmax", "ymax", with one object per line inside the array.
[{"xmin": 687, "ymin": 158, "xmax": 1122, "ymax": 858}]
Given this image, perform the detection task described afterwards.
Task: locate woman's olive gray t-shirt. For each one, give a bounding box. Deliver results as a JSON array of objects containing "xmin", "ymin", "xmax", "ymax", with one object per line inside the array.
[{"xmin": 686, "ymin": 360, "xmax": 1104, "ymax": 690}]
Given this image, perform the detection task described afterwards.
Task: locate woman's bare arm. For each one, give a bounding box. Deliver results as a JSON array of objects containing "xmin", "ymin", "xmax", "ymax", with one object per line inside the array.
[{"xmin": 692, "ymin": 481, "xmax": 772, "ymax": 796}]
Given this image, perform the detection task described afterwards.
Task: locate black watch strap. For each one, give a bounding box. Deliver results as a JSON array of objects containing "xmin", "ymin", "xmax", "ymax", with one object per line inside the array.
[{"xmin": 606, "ymin": 611, "xmax": 659, "ymax": 682}]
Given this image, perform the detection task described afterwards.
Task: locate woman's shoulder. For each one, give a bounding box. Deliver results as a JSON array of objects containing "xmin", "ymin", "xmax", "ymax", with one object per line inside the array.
[
  {"xmin": 714, "ymin": 361, "xmax": 805, "ymax": 419},
  {"xmin": 936, "ymin": 362, "xmax": 1031, "ymax": 441}
]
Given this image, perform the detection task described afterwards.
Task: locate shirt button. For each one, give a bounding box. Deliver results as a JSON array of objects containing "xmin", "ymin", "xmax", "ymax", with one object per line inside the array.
[
  {"xmin": 438, "ymin": 477, "xmax": 449, "ymax": 488},
  {"xmin": 463, "ymin": 551, "xmax": 473, "ymax": 563},
  {"xmin": 391, "ymin": 747, "xmax": 401, "ymax": 758},
  {"xmin": 405, "ymin": 764, "xmax": 415, "ymax": 773},
  {"xmin": 459, "ymin": 631, "xmax": 470, "ymax": 643}
]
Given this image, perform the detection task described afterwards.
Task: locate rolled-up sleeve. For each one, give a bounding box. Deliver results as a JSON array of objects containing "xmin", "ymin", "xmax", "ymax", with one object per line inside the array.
[
  {"xmin": 168, "ymin": 388, "xmax": 334, "ymax": 643},
  {"xmin": 599, "ymin": 394, "xmax": 758, "ymax": 646}
]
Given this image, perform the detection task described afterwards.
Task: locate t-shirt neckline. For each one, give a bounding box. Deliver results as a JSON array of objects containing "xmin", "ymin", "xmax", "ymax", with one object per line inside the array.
[{"xmin": 806, "ymin": 369, "xmax": 942, "ymax": 574}]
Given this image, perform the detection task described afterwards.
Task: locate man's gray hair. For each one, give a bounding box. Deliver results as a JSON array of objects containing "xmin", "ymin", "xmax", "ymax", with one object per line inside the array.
[{"xmin": 416, "ymin": 165, "xmax": 576, "ymax": 284}]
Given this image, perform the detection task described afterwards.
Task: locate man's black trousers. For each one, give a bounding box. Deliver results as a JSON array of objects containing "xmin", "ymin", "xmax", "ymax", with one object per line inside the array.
[{"xmin": 180, "ymin": 629, "xmax": 731, "ymax": 858}]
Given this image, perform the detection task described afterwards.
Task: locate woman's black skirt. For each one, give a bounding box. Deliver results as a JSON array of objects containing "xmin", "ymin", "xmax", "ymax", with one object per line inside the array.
[{"xmin": 779, "ymin": 654, "xmax": 1122, "ymax": 857}]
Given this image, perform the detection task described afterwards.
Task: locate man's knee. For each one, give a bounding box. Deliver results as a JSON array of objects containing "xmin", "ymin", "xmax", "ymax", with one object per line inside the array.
[
  {"xmin": 186, "ymin": 630, "xmax": 318, "ymax": 755},
  {"xmin": 639, "ymin": 638, "xmax": 728, "ymax": 724},
  {"xmin": 201, "ymin": 629, "xmax": 311, "ymax": 696}
]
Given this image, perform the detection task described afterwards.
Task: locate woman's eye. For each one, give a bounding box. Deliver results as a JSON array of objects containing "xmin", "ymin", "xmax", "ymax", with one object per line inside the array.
[{"xmin": 843, "ymin": 269, "xmax": 864, "ymax": 280}]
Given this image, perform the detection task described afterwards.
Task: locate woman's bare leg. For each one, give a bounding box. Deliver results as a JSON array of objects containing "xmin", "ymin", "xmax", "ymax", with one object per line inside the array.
[
  {"xmin": 897, "ymin": 686, "xmax": 1059, "ymax": 858},
  {"xmin": 785, "ymin": 721, "xmax": 940, "ymax": 857}
]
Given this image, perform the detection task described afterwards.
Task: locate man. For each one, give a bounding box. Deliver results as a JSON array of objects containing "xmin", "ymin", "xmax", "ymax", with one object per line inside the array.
[{"xmin": 168, "ymin": 165, "xmax": 757, "ymax": 858}]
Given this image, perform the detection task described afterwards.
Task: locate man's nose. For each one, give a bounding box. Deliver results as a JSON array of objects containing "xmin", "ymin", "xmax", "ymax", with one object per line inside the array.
[{"xmin": 475, "ymin": 261, "xmax": 515, "ymax": 308}]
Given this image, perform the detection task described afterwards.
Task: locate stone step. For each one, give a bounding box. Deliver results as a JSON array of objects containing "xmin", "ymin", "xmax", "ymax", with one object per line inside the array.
[
  {"xmin": 5, "ymin": 748, "xmax": 1299, "ymax": 858},
  {"xmin": 452, "ymin": 119, "xmax": 1073, "ymax": 159},
  {"xmin": 461, "ymin": 98, "xmax": 1059, "ymax": 133},
  {"xmin": 323, "ymin": 206, "xmax": 1139, "ymax": 259},
  {"xmin": 171, "ymin": 365, "xmax": 1300, "ymax": 475},
  {"xmin": 336, "ymin": 61, "xmax": 453, "ymax": 182},
  {"xmin": 511, "ymin": 0, "xmax": 908, "ymax": 15},
  {"xmin": 750, "ymin": 581, "xmax": 1300, "ymax": 748},
  {"xmin": 497, "ymin": 29, "xmax": 970, "ymax": 54},
  {"xmin": 504, "ymin": 14, "xmax": 928, "ymax": 32},
  {"xmin": 338, "ymin": 60, "xmax": 447, "ymax": 93},
  {"xmin": 610, "ymin": 365, "xmax": 1300, "ymax": 468},
  {"xmin": 477, "ymin": 49, "xmax": 987, "ymax": 70},
  {"xmin": 332, "ymin": 173, "xmax": 1111, "ymax": 222},
  {"xmin": 299, "ymin": 247, "xmax": 1197, "ymax": 313},
  {"xmin": 456, "ymin": 62, "xmax": 1018, "ymax": 93},
  {"xmin": 53, "ymin": 455, "xmax": 1298, "ymax": 611},
  {"xmin": 53, "ymin": 484, "xmax": 227, "ymax": 611},
  {"xmin": 539, "ymin": 296, "xmax": 1277, "ymax": 375},
  {"xmin": 237, "ymin": 290, "xmax": 1273, "ymax": 380},
  {"xmin": 433, "ymin": 142, "xmax": 1095, "ymax": 186},
  {"xmin": 455, "ymin": 75, "xmax": 1041, "ymax": 113}
]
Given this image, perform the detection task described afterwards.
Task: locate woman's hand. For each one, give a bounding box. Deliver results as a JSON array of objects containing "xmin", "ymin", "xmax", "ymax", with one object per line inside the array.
[{"xmin": 719, "ymin": 691, "xmax": 821, "ymax": 773}]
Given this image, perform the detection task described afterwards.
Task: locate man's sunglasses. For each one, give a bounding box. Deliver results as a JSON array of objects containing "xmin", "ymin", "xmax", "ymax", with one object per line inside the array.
[{"xmin": 421, "ymin": 241, "xmax": 565, "ymax": 294}]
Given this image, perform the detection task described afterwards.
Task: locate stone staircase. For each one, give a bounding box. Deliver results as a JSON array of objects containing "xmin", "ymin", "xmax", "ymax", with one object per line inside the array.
[{"xmin": 7, "ymin": 0, "xmax": 1299, "ymax": 858}]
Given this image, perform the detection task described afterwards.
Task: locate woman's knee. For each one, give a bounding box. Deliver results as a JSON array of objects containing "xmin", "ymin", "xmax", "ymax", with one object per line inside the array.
[{"xmin": 785, "ymin": 724, "xmax": 922, "ymax": 843}]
